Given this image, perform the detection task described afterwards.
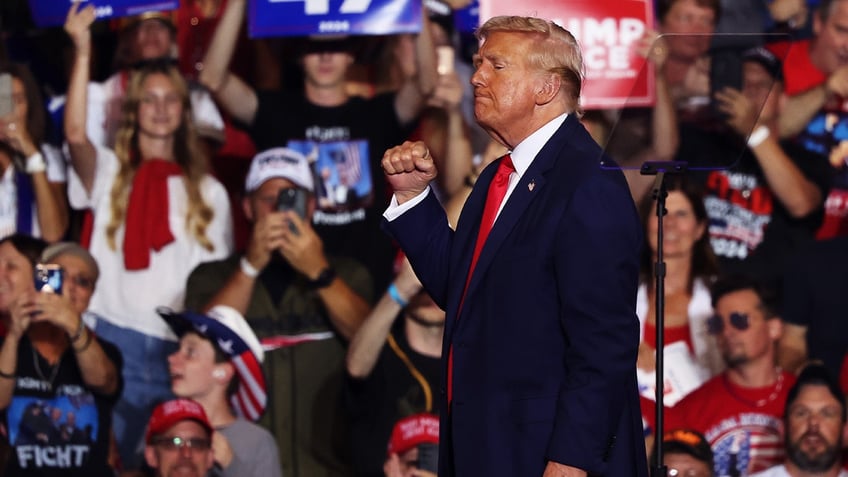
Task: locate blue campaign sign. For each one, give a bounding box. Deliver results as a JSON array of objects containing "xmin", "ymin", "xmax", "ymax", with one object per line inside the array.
[
  {"xmin": 29, "ymin": 0, "xmax": 178, "ymax": 28},
  {"xmin": 249, "ymin": 0, "xmax": 422, "ymax": 38},
  {"xmin": 454, "ymin": 0, "xmax": 479, "ymax": 33}
]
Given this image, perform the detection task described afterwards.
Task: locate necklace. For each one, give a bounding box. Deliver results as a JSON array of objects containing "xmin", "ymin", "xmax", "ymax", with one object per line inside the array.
[
  {"xmin": 723, "ymin": 368, "xmax": 785, "ymax": 408},
  {"xmin": 32, "ymin": 345, "xmax": 62, "ymax": 392}
]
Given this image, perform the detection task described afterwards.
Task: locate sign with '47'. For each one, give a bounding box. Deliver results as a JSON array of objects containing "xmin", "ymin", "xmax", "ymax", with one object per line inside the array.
[{"xmin": 249, "ymin": 0, "xmax": 422, "ymax": 37}]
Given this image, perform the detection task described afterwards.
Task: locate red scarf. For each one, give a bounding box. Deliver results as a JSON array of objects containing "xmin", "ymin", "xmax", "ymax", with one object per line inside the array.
[{"xmin": 123, "ymin": 159, "xmax": 184, "ymax": 270}]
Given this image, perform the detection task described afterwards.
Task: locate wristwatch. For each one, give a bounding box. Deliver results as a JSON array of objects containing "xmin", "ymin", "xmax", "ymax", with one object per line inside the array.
[{"xmin": 307, "ymin": 267, "xmax": 336, "ymax": 289}]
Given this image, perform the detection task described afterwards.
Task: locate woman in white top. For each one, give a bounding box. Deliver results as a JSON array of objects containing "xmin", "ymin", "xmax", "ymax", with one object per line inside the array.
[
  {"xmin": 636, "ymin": 181, "xmax": 721, "ymax": 419},
  {"xmin": 0, "ymin": 63, "xmax": 69, "ymax": 242},
  {"xmin": 63, "ymin": 4, "xmax": 233, "ymax": 469}
]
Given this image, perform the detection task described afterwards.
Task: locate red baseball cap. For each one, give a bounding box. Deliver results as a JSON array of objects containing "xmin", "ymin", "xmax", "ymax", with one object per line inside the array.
[
  {"xmin": 146, "ymin": 398, "xmax": 214, "ymax": 444},
  {"xmin": 387, "ymin": 413, "xmax": 440, "ymax": 456}
]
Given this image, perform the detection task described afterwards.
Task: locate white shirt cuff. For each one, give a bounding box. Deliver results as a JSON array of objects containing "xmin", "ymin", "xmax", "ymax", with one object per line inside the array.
[{"xmin": 383, "ymin": 187, "xmax": 431, "ymax": 221}]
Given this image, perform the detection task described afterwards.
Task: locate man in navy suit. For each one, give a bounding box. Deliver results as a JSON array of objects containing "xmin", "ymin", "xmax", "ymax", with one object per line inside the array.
[{"xmin": 381, "ymin": 16, "xmax": 647, "ymax": 477}]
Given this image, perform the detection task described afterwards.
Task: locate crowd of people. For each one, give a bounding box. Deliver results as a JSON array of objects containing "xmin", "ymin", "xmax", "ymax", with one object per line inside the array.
[{"xmin": 0, "ymin": 0, "xmax": 847, "ymax": 475}]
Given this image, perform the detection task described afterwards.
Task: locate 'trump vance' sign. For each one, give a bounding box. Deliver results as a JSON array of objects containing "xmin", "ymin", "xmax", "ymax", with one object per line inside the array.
[{"xmin": 480, "ymin": 0, "xmax": 656, "ymax": 109}]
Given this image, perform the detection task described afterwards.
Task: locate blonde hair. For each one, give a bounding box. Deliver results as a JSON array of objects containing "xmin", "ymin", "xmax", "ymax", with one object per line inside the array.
[
  {"xmin": 476, "ymin": 16, "xmax": 584, "ymax": 116},
  {"xmin": 108, "ymin": 62, "xmax": 215, "ymax": 252}
]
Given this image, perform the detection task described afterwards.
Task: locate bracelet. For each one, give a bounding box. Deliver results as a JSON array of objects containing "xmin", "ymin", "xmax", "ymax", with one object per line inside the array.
[
  {"xmin": 387, "ymin": 283, "xmax": 408, "ymax": 307},
  {"xmin": 69, "ymin": 318, "xmax": 85, "ymax": 342},
  {"xmin": 72, "ymin": 327, "xmax": 93, "ymax": 353},
  {"xmin": 240, "ymin": 257, "xmax": 259, "ymax": 278},
  {"xmin": 0, "ymin": 368, "xmax": 15, "ymax": 379},
  {"xmin": 747, "ymin": 125, "xmax": 770, "ymax": 148},
  {"xmin": 25, "ymin": 152, "xmax": 47, "ymax": 174}
]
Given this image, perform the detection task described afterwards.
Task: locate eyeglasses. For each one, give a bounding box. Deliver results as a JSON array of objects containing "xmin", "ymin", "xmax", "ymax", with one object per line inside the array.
[
  {"xmin": 707, "ymin": 312, "xmax": 750, "ymax": 335},
  {"xmin": 152, "ymin": 436, "xmax": 211, "ymax": 452},
  {"xmin": 66, "ymin": 273, "xmax": 95, "ymax": 290}
]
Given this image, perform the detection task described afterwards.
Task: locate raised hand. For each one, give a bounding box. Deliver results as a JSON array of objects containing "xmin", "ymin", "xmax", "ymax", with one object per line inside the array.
[
  {"xmin": 714, "ymin": 86, "xmax": 758, "ymax": 136},
  {"xmin": 64, "ymin": 2, "xmax": 97, "ymax": 54},
  {"xmin": 382, "ymin": 141, "xmax": 438, "ymax": 204}
]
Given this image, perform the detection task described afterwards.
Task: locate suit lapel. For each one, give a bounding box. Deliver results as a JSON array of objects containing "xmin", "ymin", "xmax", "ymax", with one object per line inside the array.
[{"xmin": 455, "ymin": 117, "xmax": 580, "ymax": 325}]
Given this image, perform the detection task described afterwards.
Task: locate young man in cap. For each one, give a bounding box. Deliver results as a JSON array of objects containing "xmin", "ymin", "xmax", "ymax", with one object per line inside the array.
[
  {"xmin": 750, "ymin": 364, "xmax": 848, "ymax": 477},
  {"xmin": 651, "ymin": 429, "xmax": 715, "ymax": 477},
  {"xmin": 383, "ymin": 413, "xmax": 439, "ymax": 477},
  {"xmin": 144, "ymin": 398, "xmax": 215, "ymax": 477},
  {"xmin": 185, "ymin": 147, "xmax": 371, "ymax": 476},
  {"xmin": 160, "ymin": 305, "xmax": 281, "ymax": 477}
]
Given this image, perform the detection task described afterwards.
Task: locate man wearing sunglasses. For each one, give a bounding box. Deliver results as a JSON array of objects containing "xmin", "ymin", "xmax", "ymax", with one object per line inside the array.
[
  {"xmin": 666, "ymin": 275, "xmax": 796, "ymax": 477},
  {"xmin": 144, "ymin": 398, "xmax": 215, "ymax": 477}
]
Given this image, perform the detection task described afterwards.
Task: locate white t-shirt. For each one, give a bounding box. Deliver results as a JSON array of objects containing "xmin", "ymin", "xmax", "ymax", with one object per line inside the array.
[
  {"xmin": 67, "ymin": 145, "xmax": 233, "ymax": 340},
  {"xmin": 0, "ymin": 143, "xmax": 67, "ymax": 239},
  {"xmin": 750, "ymin": 464, "xmax": 848, "ymax": 477}
]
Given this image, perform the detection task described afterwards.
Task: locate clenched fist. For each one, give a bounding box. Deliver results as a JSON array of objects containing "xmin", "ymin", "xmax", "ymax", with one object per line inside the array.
[{"xmin": 382, "ymin": 141, "xmax": 438, "ymax": 204}]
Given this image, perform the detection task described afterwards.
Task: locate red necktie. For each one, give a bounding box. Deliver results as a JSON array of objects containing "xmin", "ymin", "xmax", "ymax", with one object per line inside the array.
[{"xmin": 449, "ymin": 154, "xmax": 515, "ymax": 404}]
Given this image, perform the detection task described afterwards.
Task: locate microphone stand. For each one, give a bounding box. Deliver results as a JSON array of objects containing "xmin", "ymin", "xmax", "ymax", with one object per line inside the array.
[{"xmin": 640, "ymin": 161, "xmax": 688, "ymax": 477}]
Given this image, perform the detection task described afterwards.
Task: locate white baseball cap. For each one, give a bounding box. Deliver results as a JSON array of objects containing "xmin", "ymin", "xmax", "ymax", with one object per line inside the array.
[{"xmin": 245, "ymin": 147, "xmax": 314, "ymax": 193}]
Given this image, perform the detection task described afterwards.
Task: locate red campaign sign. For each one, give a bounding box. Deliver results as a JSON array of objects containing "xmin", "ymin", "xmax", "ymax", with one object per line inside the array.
[{"xmin": 479, "ymin": 0, "xmax": 655, "ymax": 109}]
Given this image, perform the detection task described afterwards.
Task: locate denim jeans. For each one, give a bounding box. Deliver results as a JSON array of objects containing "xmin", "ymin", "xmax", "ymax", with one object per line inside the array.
[{"xmin": 93, "ymin": 318, "xmax": 176, "ymax": 470}]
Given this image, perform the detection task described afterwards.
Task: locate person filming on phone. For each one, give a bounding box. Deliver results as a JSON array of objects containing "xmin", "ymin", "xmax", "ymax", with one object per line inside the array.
[
  {"xmin": 383, "ymin": 413, "xmax": 439, "ymax": 477},
  {"xmin": 0, "ymin": 234, "xmax": 122, "ymax": 476},
  {"xmin": 677, "ymin": 47, "xmax": 831, "ymax": 294},
  {"xmin": 184, "ymin": 146, "xmax": 372, "ymax": 476}
]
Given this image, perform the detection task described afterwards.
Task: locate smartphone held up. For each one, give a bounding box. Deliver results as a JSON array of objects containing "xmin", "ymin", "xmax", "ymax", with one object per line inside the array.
[
  {"xmin": 34, "ymin": 264, "xmax": 63, "ymax": 294},
  {"xmin": 277, "ymin": 188, "xmax": 307, "ymax": 234}
]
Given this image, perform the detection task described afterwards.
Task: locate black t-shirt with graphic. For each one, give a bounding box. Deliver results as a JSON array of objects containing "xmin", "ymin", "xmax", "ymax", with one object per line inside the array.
[
  {"xmin": 250, "ymin": 91, "xmax": 413, "ymax": 293},
  {"xmin": 1, "ymin": 335, "xmax": 123, "ymax": 477},
  {"xmin": 679, "ymin": 124, "xmax": 832, "ymax": 290},
  {"xmin": 345, "ymin": 318, "xmax": 441, "ymax": 477}
]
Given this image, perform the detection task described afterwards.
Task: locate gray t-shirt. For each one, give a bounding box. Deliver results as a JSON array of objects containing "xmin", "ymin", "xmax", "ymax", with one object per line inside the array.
[{"xmin": 213, "ymin": 418, "xmax": 282, "ymax": 477}]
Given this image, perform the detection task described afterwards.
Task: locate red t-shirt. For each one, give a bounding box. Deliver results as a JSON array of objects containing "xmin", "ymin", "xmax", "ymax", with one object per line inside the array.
[{"xmin": 665, "ymin": 371, "xmax": 796, "ymax": 476}]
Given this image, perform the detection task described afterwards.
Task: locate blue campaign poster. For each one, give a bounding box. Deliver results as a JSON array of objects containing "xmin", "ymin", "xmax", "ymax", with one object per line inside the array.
[
  {"xmin": 453, "ymin": 0, "xmax": 479, "ymax": 33},
  {"xmin": 29, "ymin": 0, "xmax": 178, "ymax": 28},
  {"xmin": 249, "ymin": 0, "xmax": 422, "ymax": 38}
]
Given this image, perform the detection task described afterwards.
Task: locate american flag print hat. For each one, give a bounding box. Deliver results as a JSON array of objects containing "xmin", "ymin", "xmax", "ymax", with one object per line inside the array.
[{"xmin": 158, "ymin": 305, "xmax": 268, "ymax": 421}]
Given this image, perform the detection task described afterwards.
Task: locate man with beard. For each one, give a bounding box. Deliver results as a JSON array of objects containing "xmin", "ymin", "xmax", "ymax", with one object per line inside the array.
[
  {"xmin": 346, "ymin": 256, "xmax": 444, "ymax": 477},
  {"xmin": 666, "ymin": 274, "xmax": 796, "ymax": 476},
  {"xmin": 750, "ymin": 364, "xmax": 848, "ymax": 477}
]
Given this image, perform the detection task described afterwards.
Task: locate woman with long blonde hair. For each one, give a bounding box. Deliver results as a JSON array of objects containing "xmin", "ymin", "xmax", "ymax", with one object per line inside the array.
[{"xmin": 63, "ymin": 3, "xmax": 233, "ymax": 469}]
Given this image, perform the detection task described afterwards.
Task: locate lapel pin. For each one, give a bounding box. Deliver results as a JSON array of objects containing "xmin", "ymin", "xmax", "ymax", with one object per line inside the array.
[{"xmin": 528, "ymin": 180, "xmax": 536, "ymax": 192}]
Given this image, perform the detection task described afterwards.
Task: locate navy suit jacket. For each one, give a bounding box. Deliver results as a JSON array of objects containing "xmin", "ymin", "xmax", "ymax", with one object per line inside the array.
[{"xmin": 383, "ymin": 115, "xmax": 648, "ymax": 476}]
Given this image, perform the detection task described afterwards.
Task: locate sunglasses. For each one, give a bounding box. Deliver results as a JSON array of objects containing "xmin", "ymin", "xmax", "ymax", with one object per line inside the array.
[
  {"xmin": 152, "ymin": 436, "xmax": 211, "ymax": 452},
  {"xmin": 707, "ymin": 312, "xmax": 750, "ymax": 335}
]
